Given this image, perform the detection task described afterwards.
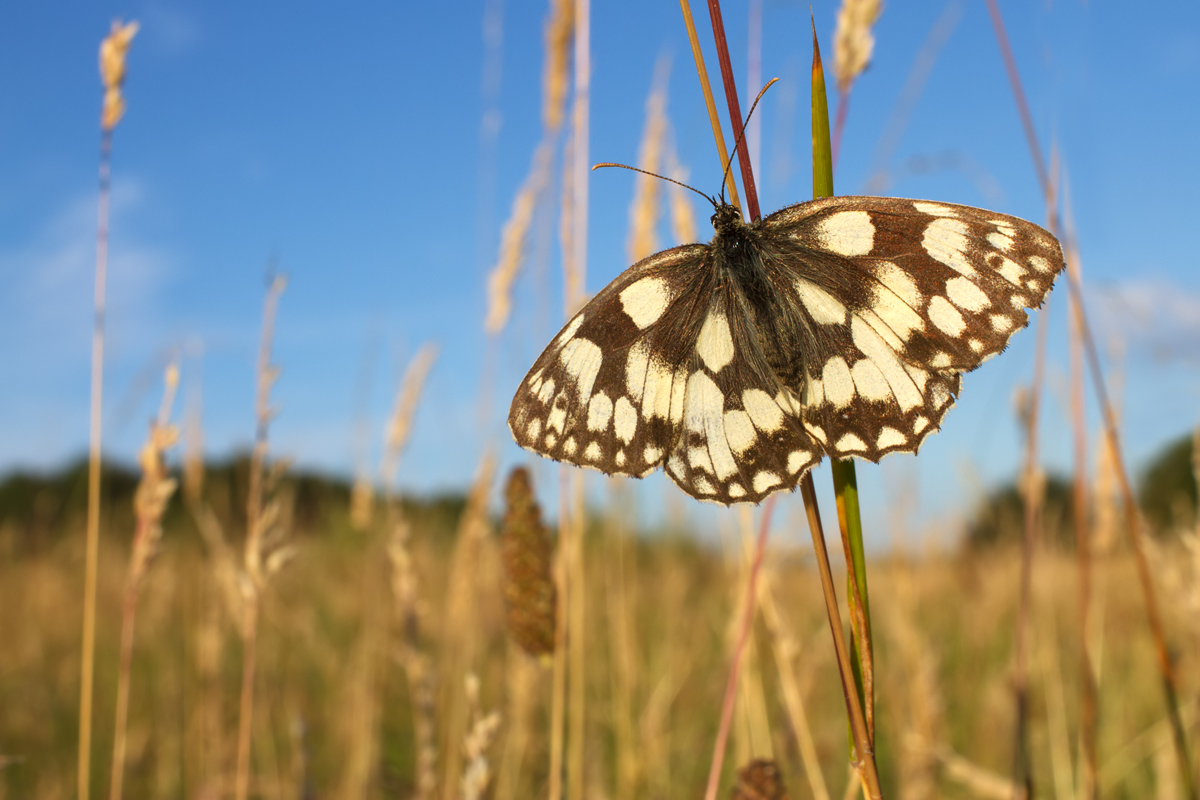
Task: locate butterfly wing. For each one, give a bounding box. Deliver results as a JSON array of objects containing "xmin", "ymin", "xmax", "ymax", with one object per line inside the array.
[
  {"xmin": 661, "ymin": 285, "xmax": 820, "ymax": 504},
  {"xmin": 508, "ymin": 242, "xmax": 819, "ymax": 504},
  {"xmin": 509, "ymin": 244, "xmax": 707, "ymax": 481},
  {"xmin": 757, "ymin": 196, "xmax": 1064, "ymax": 461}
]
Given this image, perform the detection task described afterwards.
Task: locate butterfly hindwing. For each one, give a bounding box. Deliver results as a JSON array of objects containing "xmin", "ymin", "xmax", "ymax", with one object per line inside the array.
[{"xmin": 662, "ymin": 287, "xmax": 820, "ymax": 504}]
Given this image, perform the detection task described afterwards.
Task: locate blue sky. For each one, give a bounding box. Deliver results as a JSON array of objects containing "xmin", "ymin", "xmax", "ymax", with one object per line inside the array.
[{"xmin": 2, "ymin": 1, "xmax": 1199, "ymax": 543}]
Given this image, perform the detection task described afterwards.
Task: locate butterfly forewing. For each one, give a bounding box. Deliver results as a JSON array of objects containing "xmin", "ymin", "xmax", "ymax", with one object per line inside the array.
[
  {"xmin": 767, "ymin": 197, "xmax": 1061, "ymax": 372},
  {"xmin": 756, "ymin": 196, "xmax": 1061, "ymax": 459},
  {"xmin": 509, "ymin": 244, "xmax": 706, "ymax": 480},
  {"xmin": 509, "ymin": 193, "xmax": 1066, "ymax": 505}
]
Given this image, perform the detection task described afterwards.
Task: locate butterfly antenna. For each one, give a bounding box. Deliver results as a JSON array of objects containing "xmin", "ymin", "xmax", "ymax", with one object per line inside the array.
[
  {"xmin": 592, "ymin": 162, "xmax": 716, "ymax": 206},
  {"xmin": 718, "ymin": 77, "xmax": 780, "ymax": 205}
]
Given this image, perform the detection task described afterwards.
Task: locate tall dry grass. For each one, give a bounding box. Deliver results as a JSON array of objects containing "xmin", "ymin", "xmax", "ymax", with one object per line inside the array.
[{"xmin": 9, "ymin": 514, "xmax": 1199, "ymax": 797}]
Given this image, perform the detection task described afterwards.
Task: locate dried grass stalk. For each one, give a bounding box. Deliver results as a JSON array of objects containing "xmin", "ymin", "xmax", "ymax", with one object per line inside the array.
[
  {"xmin": 380, "ymin": 343, "xmax": 439, "ymax": 800},
  {"xmin": 80, "ymin": 22, "xmax": 138, "ymax": 799},
  {"xmin": 543, "ymin": 0, "xmax": 574, "ymax": 132},
  {"xmin": 485, "ymin": 143, "xmax": 552, "ymax": 336},
  {"xmin": 234, "ymin": 274, "xmax": 293, "ymax": 800},
  {"xmin": 500, "ymin": 468, "xmax": 558, "ymax": 657},
  {"xmin": 757, "ymin": 564, "xmax": 830, "ymax": 800},
  {"xmin": 627, "ymin": 62, "xmax": 670, "ymax": 264},
  {"xmin": 439, "ymin": 454, "xmax": 498, "ymax": 800},
  {"xmin": 382, "ymin": 344, "xmax": 439, "ymax": 478},
  {"xmin": 665, "ymin": 146, "xmax": 697, "ymax": 245},
  {"xmin": 461, "ymin": 674, "xmax": 503, "ymax": 800},
  {"xmin": 109, "ymin": 364, "xmax": 180, "ymax": 800}
]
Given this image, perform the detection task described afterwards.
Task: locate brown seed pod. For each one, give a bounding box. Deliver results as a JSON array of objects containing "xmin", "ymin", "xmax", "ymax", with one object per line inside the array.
[
  {"xmin": 733, "ymin": 759, "xmax": 790, "ymax": 800},
  {"xmin": 500, "ymin": 467, "xmax": 557, "ymax": 656}
]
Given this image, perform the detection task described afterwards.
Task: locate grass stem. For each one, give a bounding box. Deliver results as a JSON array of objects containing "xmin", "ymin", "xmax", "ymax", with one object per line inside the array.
[
  {"xmin": 676, "ymin": 0, "xmax": 741, "ymax": 209},
  {"xmin": 702, "ymin": 497, "xmax": 776, "ymax": 800},
  {"xmin": 813, "ymin": 21, "xmax": 876, "ymax": 753},
  {"xmin": 79, "ymin": 125, "xmax": 112, "ymax": 800}
]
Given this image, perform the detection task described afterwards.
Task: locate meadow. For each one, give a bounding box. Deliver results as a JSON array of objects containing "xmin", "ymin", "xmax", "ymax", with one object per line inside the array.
[{"xmin": 1, "ymin": 470, "xmax": 1197, "ymax": 798}]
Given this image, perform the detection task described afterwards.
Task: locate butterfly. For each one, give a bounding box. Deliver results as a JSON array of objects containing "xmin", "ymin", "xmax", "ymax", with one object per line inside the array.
[{"xmin": 508, "ymin": 195, "xmax": 1065, "ymax": 504}]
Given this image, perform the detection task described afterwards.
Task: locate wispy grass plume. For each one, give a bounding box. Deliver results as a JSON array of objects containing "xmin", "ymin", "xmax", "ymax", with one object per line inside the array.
[
  {"xmin": 235, "ymin": 274, "xmax": 294, "ymax": 800},
  {"xmin": 626, "ymin": 60, "xmax": 670, "ymax": 265},
  {"xmin": 79, "ymin": 20, "xmax": 137, "ymax": 800},
  {"xmin": 831, "ymin": 0, "xmax": 882, "ymax": 166},
  {"xmin": 108, "ymin": 362, "xmax": 178, "ymax": 800}
]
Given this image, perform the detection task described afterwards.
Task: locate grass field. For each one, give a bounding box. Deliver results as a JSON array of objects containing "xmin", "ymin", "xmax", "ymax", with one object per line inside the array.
[{"xmin": 1, "ymin": 485, "xmax": 1197, "ymax": 798}]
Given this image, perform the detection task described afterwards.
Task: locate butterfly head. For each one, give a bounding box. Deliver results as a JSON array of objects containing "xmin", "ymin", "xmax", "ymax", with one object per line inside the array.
[{"xmin": 710, "ymin": 201, "xmax": 744, "ymax": 235}]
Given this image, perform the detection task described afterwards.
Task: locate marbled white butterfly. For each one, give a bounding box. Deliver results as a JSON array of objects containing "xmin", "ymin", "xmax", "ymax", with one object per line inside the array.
[{"xmin": 508, "ymin": 195, "xmax": 1064, "ymax": 504}]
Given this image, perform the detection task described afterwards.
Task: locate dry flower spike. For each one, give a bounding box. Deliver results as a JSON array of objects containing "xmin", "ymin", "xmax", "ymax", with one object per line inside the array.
[
  {"xmin": 500, "ymin": 467, "xmax": 558, "ymax": 657},
  {"xmin": 833, "ymin": 0, "xmax": 882, "ymax": 94},
  {"xmin": 100, "ymin": 20, "xmax": 138, "ymax": 131}
]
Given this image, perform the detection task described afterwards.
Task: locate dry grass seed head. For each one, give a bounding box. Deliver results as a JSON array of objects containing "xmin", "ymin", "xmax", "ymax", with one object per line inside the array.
[
  {"xmin": 542, "ymin": 0, "xmax": 574, "ymax": 132},
  {"xmin": 485, "ymin": 144, "xmax": 552, "ymax": 335},
  {"xmin": 665, "ymin": 146, "xmax": 697, "ymax": 245},
  {"xmin": 627, "ymin": 65, "xmax": 669, "ymax": 264},
  {"xmin": 461, "ymin": 673, "xmax": 503, "ymax": 800},
  {"xmin": 500, "ymin": 467, "xmax": 558, "ymax": 657},
  {"xmin": 100, "ymin": 19, "xmax": 138, "ymax": 130},
  {"xmin": 833, "ymin": 0, "xmax": 882, "ymax": 94}
]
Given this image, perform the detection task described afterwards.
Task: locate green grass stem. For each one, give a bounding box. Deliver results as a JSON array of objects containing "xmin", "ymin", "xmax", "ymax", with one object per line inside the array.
[{"xmin": 812, "ymin": 17, "xmax": 875, "ymax": 754}]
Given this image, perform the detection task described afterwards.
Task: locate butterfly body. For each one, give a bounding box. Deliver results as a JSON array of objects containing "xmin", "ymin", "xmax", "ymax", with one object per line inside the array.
[{"xmin": 509, "ymin": 195, "xmax": 1065, "ymax": 505}]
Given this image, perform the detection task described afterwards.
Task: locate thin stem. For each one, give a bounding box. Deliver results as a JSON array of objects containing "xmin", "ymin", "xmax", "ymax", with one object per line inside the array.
[
  {"xmin": 1065, "ymin": 200, "xmax": 1099, "ymax": 800},
  {"xmin": 677, "ymin": 0, "xmax": 742, "ymax": 210},
  {"xmin": 702, "ymin": 497, "xmax": 776, "ymax": 800},
  {"xmin": 548, "ymin": 468, "xmax": 570, "ymax": 800},
  {"xmin": 831, "ymin": 93, "xmax": 849, "ymax": 172},
  {"xmin": 800, "ymin": 474, "xmax": 883, "ymax": 799},
  {"xmin": 813, "ymin": 22, "xmax": 875, "ymax": 753},
  {"xmin": 705, "ymin": 0, "xmax": 760, "ymax": 221},
  {"xmin": 235, "ymin": 274, "xmax": 286, "ymax": 800},
  {"xmin": 1011, "ymin": 293, "xmax": 1050, "ymax": 800},
  {"xmin": 1069, "ymin": 265, "xmax": 1197, "ymax": 798},
  {"xmin": 108, "ymin": 561, "xmax": 141, "ymax": 800},
  {"xmin": 234, "ymin": 595, "xmax": 260, "ymax": 800},
  {"xmin": 567, "ymin": 473, "xmax": 585, "ymax": 800},
  {"xmin": 79, "ymin": 127, "xmax": 112, "ymax": 800}
]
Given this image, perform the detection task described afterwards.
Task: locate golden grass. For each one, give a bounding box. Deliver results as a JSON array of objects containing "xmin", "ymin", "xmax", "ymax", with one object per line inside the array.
[{"xmin": 6, "ymin": 517, "xmax": 1198, "ymax": 798}]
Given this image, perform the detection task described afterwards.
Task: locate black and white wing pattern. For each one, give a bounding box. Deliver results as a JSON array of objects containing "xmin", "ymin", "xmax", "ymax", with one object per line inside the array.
[{"xmin": 508, "ymin": 195, "xmax": 1065, "ymax": 505}]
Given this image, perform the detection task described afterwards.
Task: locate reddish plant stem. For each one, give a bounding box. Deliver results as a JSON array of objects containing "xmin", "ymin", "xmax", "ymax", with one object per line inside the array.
[
  {"xmin": 704, "ymin": 0, "xmax": 761, "ymax": 221},
  {"xmin": 702, "ymin": 497, "xmax": 776, "ymax": 800},
  {"xmin": 831, "ymin": 93, "xmax": 849, "ymax": 172},
  {"xmin": 1011, "ymin": 293, "xmax": 1050, "ymax": 800},
  {"xmin": 1067, "ymin": 246, "xmax": 1099, "ymax": 800},
  {"xmin": 800, "ymin": 475, "xmax": 883, "ymax": 799}
]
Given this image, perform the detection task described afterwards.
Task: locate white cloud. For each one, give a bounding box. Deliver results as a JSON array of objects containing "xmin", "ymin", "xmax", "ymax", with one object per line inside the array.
[
  {"xmin": 1088, "ymin": 279, "xmax": 1200, "ymax": 362},
  {"xmin": 2, "ymin": 179, "xmax": 173, "ymax": 355},
  {"xmin": 0, "ymin": 181, "xmax": 177, "ymax": 467}
]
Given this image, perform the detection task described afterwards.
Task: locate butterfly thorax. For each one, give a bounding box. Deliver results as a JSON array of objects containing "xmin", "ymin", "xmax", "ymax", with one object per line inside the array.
[{"xmin": 708, "ymin": 202, "xmax": 811, "ymax": 388}]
